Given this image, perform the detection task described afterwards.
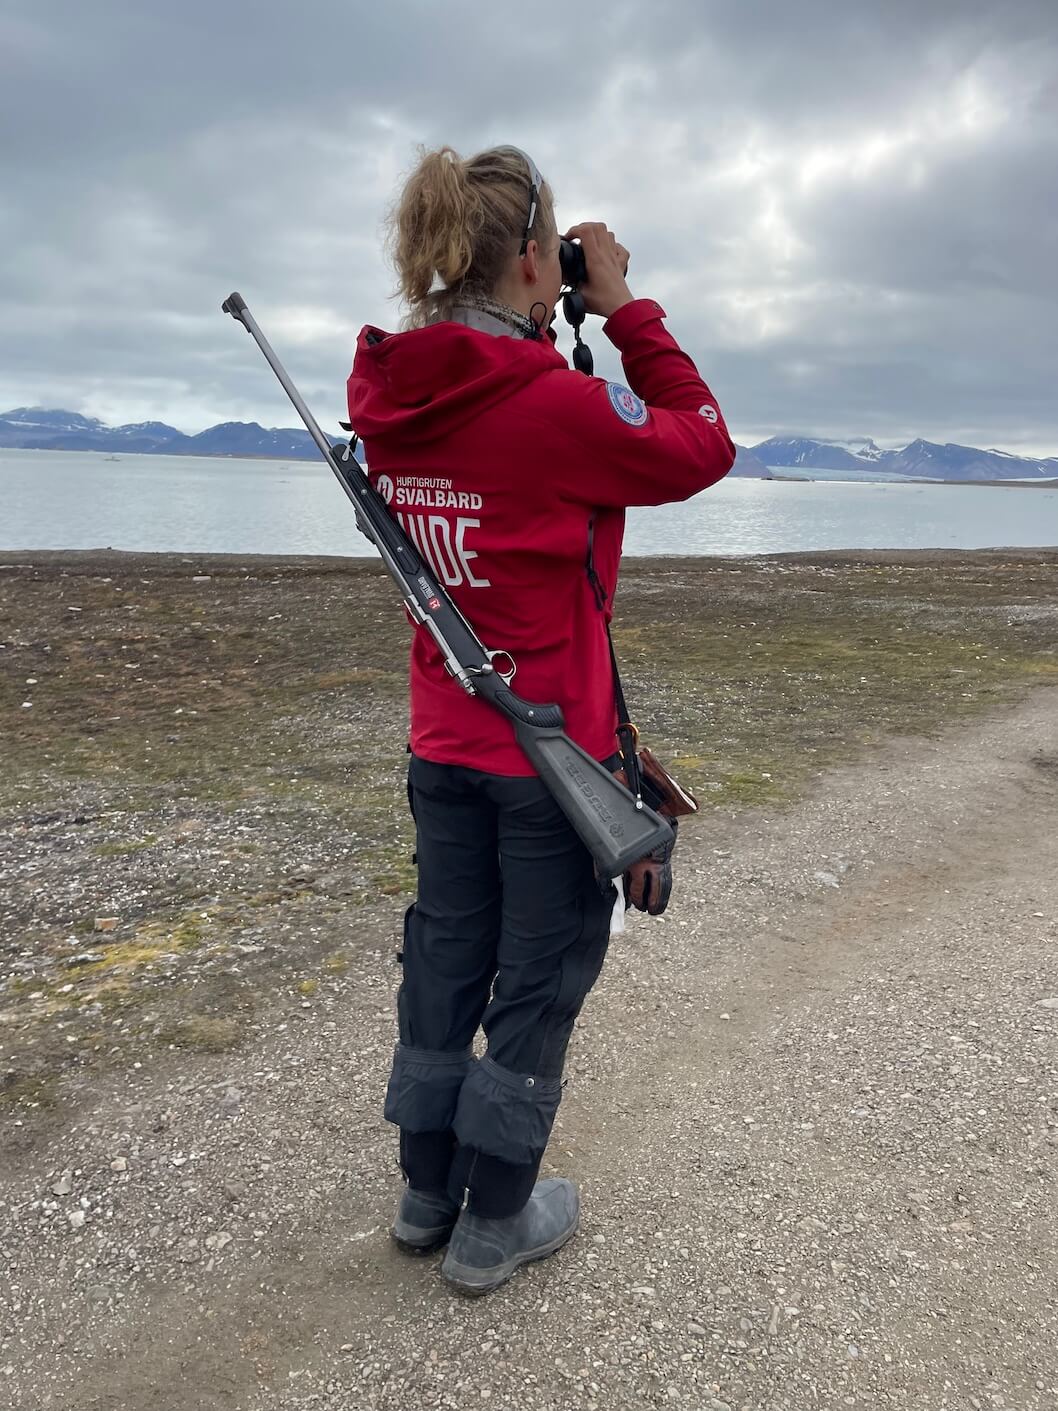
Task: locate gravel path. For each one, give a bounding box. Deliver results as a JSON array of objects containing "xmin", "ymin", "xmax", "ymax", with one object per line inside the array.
[{"xmin": 3, "ymin": 688, "xmax": 1056, "ymax": 1410}]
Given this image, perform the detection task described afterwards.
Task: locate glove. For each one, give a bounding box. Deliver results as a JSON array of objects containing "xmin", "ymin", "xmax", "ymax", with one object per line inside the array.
[{"xmin": 624, "ymin": 818, "xmax": 678, "ymax": 915}]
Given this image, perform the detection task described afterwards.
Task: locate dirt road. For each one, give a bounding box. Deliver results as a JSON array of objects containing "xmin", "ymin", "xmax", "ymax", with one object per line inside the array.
[{"xmin": 4, "ymin": 684, "xmax": 1056, "ymax": 1410}]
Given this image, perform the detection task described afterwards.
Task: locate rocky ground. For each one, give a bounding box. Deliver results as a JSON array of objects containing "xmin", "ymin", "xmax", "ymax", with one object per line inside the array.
[{"xmin": 1, "ymin": 548, "xmax": 1056, "ymax": 1409}]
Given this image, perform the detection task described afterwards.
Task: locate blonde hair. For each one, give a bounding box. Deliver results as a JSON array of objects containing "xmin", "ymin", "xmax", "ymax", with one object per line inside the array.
[{"xmin": 389, "ymin": 145, "xmax": 557, "ymax": 328}]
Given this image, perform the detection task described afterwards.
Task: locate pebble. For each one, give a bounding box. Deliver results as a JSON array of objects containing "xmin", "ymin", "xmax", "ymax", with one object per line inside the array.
[
  {"xmin": 1036, "ymin": 997, "xmax": 1058, "ymax": 1010},
  {"xmin": 110, "ymin": 1157, "xmax": 128, "ymax": 1172},
  {"xmin": 798, "ymin": 1215, "xmax": 827, "ymax": 1233},
  {"xmin": 67, "ymin": 1209, "xmax": 86, "ymax": 1230},
  {"xmin": 51, "ymin": 1173, "xmax": 73, "ymax": 1196},
  {"xmin": 813, "ymin": 870, "xmax": 840, "ymax": 888},
  {"xmin": 687, "ymin": 1322, "xmax": 707, "ymax": 1338},
  {"xmin": 93, "ymin": 917, "xmax": 119, "ymax": 932}
]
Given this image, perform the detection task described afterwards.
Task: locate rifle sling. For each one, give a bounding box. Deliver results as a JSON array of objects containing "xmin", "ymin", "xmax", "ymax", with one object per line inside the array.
[{"xmin": 586, "ymin": 516, "xmax": 642, "ymax": 802}]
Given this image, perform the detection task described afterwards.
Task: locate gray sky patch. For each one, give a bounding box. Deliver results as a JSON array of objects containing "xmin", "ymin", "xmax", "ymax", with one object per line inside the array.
[{"xmin": 1, "ymin": 0, "xmax": 1055, "ymax": 453}]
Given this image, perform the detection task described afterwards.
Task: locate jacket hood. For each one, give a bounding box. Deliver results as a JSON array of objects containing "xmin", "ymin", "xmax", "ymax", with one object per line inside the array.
[{"xmin": 346, "ymin": 322, "xmax": 566, "ymax": 445}]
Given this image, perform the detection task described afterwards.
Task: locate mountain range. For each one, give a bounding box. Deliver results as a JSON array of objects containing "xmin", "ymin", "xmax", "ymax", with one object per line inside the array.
[
  {"xmin": 2, "ymin": 408, "xmax": 1056, "ymax": 482},
  {"xmin": 731, "ymin": 435, "xmax": 1058, "ymax": 482},
  {"xmin": 0, "ymin": 408, "xmax": 346, "ymax": 460}
]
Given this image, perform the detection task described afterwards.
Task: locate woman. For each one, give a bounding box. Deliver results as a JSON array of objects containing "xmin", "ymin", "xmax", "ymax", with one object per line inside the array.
[{"xmin": 346, "ymin": 144, "xmax": 734, "ymax": 1295}]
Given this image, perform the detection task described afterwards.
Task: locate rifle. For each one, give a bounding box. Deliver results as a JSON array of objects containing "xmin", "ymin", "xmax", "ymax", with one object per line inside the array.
[{"xmin": 221, "ymin": 293, "xmax": 674, "ymax": 878}]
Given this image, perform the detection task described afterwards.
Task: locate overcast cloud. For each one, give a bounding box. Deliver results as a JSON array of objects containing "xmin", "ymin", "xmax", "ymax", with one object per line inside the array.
[{"xmin": 2, "ymin": 0, "xmax": 1056, "ymax": 452}]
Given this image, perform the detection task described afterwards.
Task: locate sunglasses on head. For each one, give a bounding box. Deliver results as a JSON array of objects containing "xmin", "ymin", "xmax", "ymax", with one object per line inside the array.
[{"xmin": 496, "ymin": 145, "xmax": 544, "ymax": 256}]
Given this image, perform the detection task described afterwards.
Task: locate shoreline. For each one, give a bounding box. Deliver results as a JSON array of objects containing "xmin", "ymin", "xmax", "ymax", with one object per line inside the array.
[
  {"xmin": 4, "ymin": 445, "xmax": 1057, "ymax": 486},
  {"xmin": 3, "ymin": 545, "xmax": 1058, "ymax": 572}
]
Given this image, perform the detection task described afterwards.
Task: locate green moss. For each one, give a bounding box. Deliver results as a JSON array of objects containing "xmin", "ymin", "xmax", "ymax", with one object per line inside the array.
[
  {"xmin": 161, "ymin": 1014, "xmax": 244, "ymax": 1053},
  {"xmin": 94, "ymin": 835, "xmax": 158, "ymax": 857},
  {"xmin": 0, "ymin": 1072, "xmax": 60, "ymax": 1112}
]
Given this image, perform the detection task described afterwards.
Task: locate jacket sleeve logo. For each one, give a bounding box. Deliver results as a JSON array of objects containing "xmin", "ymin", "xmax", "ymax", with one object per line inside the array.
[{"xmin": 606, "ymin": 383, "xmax": 649, "ymax": 427}]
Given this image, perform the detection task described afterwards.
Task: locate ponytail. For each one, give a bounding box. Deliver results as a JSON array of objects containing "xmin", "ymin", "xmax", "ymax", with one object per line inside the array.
[{"xmin": 388, "ymin": 144, "xmax": 556, "ymax": 328}]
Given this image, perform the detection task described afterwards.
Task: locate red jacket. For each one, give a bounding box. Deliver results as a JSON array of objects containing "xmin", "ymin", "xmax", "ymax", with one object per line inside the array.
[{"xmin": 346, "ymin": 298, "xmax": 735, "ymax": 776}]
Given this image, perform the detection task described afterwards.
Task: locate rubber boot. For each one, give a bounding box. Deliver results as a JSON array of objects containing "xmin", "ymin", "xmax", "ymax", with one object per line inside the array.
[
  {"xmin": 391, "ymin": 1187, "xmax": 460, "ymax": 1254},
  {"xmin": 440, "ymin": 1177, "xmax": 580, "ymax": 1295}
]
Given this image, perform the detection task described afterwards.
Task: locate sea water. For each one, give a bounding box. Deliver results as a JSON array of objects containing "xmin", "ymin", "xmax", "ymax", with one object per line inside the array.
[{"xmin": 1, "ymin": 448, "xmax": 1056, "ymax": 556}]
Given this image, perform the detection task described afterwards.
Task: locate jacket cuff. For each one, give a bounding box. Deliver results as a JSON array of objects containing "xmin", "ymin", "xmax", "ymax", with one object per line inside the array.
[{"xmin": 603, "ymin": 297, "xmax": 667, "ymax": 349}]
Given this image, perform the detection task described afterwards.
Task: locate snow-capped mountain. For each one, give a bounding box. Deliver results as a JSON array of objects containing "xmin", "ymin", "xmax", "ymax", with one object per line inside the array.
[
  {"xmin": 753, "ymin": 436, "xmax": 887, "ymax": 470},
  {"xmin": 753, "ymin": 434, "xmax": 1058, "ymax": 481},
  {"xmin": 1, "ymin": 408, "xmax": 108, "ymax": 436}
]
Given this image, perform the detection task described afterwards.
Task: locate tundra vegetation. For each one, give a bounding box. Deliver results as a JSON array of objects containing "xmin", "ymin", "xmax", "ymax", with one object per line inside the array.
[{"xmin": 2, "ymin": 548, "xmax": 1056, "ymax": 1128}]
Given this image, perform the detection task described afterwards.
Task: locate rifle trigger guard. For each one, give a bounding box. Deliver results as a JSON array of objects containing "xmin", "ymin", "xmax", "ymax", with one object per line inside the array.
[{"xmin": 486, "ymin": 650, "xmax": 517, "ymax": 685}]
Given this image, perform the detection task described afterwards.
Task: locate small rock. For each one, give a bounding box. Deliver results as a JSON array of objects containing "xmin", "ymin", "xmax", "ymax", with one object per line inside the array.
[
  {"xmin": 687, "ymin": 1322, "xmax": 707, "ymax": 1338},
  {"xmin": 67, "ymin": 1209, "xmax": 86, "ymax": 1230},
  {"xmin": 1036, "ymin": 998, "xmax": 1058, "ymax": 1010},
  {"xmin": 204, "ymin": 1231, "xmax": 233, "ymax": 1251},
  {"xmin": 51, "ymin": 1173, "xmax": 73, "ymax": 1197},
  {"xmin": 192, "ymin": 575, "xmax": 212, "ymax": 583},
  {"xmin": 223, "ymin": 1180, "xmax": 247, "ymax": 1202},
  {"xmin": 798, "ymin": 1215, "xmax": 827, "ymax": 1233},
  {"xmin": 813, "ymin": 870, "xmax": 840, "ymax": 889},
  {"xmin": 110, "ymin": 1157, "xmax": 128, "ymax": 1173},
  {"xmin": 93, "ymin": 917, "xmax": 119, "ymax": 932}
]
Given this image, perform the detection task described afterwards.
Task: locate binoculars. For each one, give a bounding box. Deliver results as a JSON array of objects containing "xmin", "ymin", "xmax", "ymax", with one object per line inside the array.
[
  {"xmin": 557, "ymin": 239, "xmax": 592, "ymax": 374},
  {"xmin": 559, "ymin": 238, "xmax": 588, "ymax": 288}
]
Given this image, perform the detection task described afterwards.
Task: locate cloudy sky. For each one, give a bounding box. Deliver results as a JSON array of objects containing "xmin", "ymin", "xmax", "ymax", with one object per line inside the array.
[{"xmin": 2, "ymin": 0, "xmax": 1056, "ymax": 453}]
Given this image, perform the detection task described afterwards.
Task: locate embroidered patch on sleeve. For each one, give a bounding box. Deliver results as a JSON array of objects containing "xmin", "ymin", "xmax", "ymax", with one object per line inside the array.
[
  {"xmin": 606, "ymin": 382, "xmax": 649, "ymax": 427},
  {"xmin": 697, "ymin": 403, "xmax": 719, "ymax": 423}
]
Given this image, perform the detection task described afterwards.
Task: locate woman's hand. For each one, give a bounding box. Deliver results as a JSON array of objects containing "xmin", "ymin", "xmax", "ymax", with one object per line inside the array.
[{"xmin": 563, "ymin": 222, "xmax": 633, "ymax": 320}]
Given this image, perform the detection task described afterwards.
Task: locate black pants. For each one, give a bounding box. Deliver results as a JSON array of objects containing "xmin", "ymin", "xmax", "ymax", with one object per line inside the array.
[{"xmin": 384, "ymin": 754, "xmax": 617, "ymax": 1218}]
